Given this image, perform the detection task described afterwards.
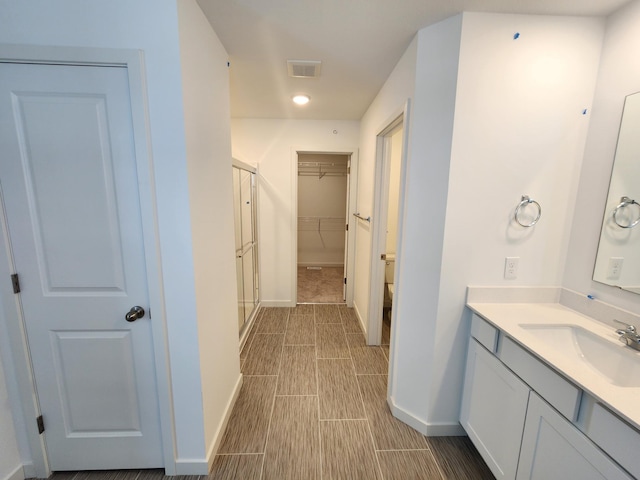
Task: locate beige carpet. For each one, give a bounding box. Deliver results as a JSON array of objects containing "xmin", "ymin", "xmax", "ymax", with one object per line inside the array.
[{"xmin": 297, "ymin": 266, "xmax": 345, "ymax": 303}]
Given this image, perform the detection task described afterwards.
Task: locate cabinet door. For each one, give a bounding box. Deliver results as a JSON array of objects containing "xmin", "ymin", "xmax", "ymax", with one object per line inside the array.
[
  {"xmin": 517, "ymin": 393, "xmax": 632, "ymax": 480},
  {"xmin": 461, "ymin": 339, "xmax": 530, "ymax": 480}
]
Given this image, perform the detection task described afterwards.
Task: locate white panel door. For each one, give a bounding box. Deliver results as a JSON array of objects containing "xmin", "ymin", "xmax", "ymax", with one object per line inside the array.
[{"xmin": 0, "ymin": 62, "xmax": 163, "ymax": 470}]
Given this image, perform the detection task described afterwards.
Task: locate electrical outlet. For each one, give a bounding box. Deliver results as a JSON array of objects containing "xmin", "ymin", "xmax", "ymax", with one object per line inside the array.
[
  {"xmin": 505, "ymin": 257, "xmax": 519, "ymax": 280},
  {"xmin": 607, "ymin": 257, "xmax": 623, "ymax": 280}
]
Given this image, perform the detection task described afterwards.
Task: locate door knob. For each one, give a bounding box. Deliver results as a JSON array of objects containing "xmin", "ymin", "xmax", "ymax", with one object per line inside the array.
[{"xmin": 125, "ymin": 306, "xmax": 145, "ymax": 322}]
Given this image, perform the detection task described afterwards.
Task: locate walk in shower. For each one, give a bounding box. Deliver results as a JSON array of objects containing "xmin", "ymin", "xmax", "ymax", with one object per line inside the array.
[{"xmin": 232, "ymin": 160, "xmax": 259, "ymax": 343}]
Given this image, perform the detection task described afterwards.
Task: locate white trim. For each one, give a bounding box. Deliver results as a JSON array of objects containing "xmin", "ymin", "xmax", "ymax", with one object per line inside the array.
[
  {"xmin": 0, "ymin": 45, "xmax": 176, "ymax": 475},
  {"xmin": 297, "ymin": 262, "xmax": 344, "ymax": 268},
  {"xmin": 0, "ymin": 164, "xmax": 50, "ymax": 479},
  {"xmin": 385, "ymin": 100, "xmax": 412, "ymax": 403},
  {"xmin": 291, "ymin": 147, "xmax": 359, "ymax": 307},
  {"xmin": 291, "ymin": 148, "xmax": 298, "ymax": 306},
  {"xmin": 205, "ymin": 374, "xmax": 243, "ymax": 471},
  {"xmin": 388, "ymin": 396, "xmax": 466, "ymax": 437},
  {"xmin": 20, "ymin": 463, "xmax": 34, "ymax": 480},
  {"xmin": 367, "ymin": 101, "xmax": 411, "ymax": 346},
  {"xmin": 353, "ymin": 302, "xmax": 367, "ymax": 334},
  {"xmin": 173, "ymin": 460, "xmax": 209, "ymax": 476},
  {"xmin": 260, "ymin": 300, "xmax": 296, "ymax": 308},
  {"xmin": 232, "ymin": 157, "xmax": 256, "ymax": 174},
  {"xmin": 2, "ymin": 465, "xmax": 25, "ymax": 480},
  {"xmin": 345, "ymin": 151, "xmax": 359, "ymax": 307},
  {"xmin": 126, "ymin": 49, "xmax": 177, "ymax": 477}
]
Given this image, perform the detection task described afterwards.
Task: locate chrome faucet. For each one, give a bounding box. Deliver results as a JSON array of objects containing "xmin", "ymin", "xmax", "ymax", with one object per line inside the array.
[{"xmin": 613, "ymin": 320, "xmax": 640, "ymax": 351}]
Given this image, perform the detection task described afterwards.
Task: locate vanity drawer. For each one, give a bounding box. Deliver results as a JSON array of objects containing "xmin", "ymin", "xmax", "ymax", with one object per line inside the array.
[
  {"xmin": 470, "ymin": 314, "xmax": 498, "ymax": 353},
  {"xmin": 499, "ymin": 336, "xmax": 581, "ymax": 421},
  {"xmin": 585, "ymin": 403, "xmax": 640, "ymax": 479}
]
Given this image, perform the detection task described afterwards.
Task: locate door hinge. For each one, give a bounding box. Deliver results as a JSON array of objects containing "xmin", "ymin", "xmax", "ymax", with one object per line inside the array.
[
  {"xmin": 344, "ymin": 278, "xmax": 347, "ymax": 285},
  {"xmin": 36, "ymin": 415, "xmax": 44, "ymax": 434},
  {"xmin": 345, "ymin": 224, "xmax": 348, "ymax": 231},
  {"xmin": 11, "ymin": 274, "xmax": 20, "ymax": 294}
]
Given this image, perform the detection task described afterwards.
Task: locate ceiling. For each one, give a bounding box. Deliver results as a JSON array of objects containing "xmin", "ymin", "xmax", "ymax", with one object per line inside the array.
[{"xmin": 197, "ymin": 0, "xmax": 631, "ymax": 121}]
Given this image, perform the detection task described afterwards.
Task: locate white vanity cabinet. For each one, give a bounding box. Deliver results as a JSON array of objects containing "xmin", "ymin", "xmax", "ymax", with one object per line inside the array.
[
  {"xmin": 461, "ymin": 314, "xmax": 635, "ymax": 480},
  {"xmin": 460, "ymin": 338, "xmax": 529, "ymax": 479},
  {"xmin": 517, "ymin": 393, "xmax": 631, "ymax": 480}
]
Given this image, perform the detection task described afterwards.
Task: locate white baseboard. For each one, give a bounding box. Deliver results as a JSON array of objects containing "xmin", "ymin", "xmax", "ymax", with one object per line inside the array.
[
  {"xmin": 388, "ymin": 396, "xmax": 466, "ymax": 437},
  {"xmin": 173, "ymin": 459, "xmax": 209, "ymax": 475},
  {"xmin": 205, "ymin": 374, "xmax": 244, "ymax": 471},
  {"xmin": 3, "ymin": 465, "xmax": 25, "ymax": 480},
  {"xmin": 20, "ymin": 463, "xmax": 35, "ymax": 480},
  {"xmin": 174, "ymin": 375, "xmax": 244, "ymax": 475},
  {"xmin": 424, "ymin": 422, "xmax": 466, "ymax": 436},
  {"xmin": 260, "ymin": 300, "xmax": 295, "ymax": 308},
  {"xmin": 352, "ymin": 302, "xmax": 367, "ymax": 335},
  {"xmin": 297, "ymin": 263, "xmax": 344, "ymax": 268}
]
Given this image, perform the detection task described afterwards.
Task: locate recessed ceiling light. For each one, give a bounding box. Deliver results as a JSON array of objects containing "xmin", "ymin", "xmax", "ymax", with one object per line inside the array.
[{"xmin": 293, "ymin": 94, "xmax": 310, "ymax": 105}]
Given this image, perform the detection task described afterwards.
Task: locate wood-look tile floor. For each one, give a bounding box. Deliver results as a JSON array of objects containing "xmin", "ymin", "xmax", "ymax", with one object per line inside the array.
[
  {"xmin": 231, "ymin": 305, "xmax": 494, "ymax": 479},
  {"xmin": 51, "ymin": 306, "xmax": 494, "ymax": 480}
]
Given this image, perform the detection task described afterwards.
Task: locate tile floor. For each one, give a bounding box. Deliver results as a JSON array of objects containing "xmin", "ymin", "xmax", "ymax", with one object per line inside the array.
[
  {"xmin": 227, "ymin": 305, "xmax": 494, "ymax": 479},
  {"xmin": 50, "ymin": 305, "xmax": 494, "ymax": 480}
]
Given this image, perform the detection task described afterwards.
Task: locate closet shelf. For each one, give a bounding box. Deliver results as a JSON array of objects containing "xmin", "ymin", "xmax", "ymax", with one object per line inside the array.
[
  {"xmin": 298, "ymin": 161, "xmax": 348, "ymax": 178},
  {"xmin": 298, "ymin": 216, "xmax": 346, "ymax": 232}
]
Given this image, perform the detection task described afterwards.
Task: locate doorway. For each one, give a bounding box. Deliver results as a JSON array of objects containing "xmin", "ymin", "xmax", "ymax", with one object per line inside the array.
[
  {"xmin": 381, "ymin": 126, "xmax": 403, "ymax": 345},
  {"xmin": 367, "ymin": 109, "xmax": 408, "ymax": 346},
  {"xmin": 296, "ymin": 153, "xmax": 350, "ymax": 303}
]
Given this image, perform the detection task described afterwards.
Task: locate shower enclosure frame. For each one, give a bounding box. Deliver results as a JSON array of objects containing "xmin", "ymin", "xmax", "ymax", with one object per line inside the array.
[{"xmin": 232, "ymin": 158, "xmax": 260, "ymax": 349}]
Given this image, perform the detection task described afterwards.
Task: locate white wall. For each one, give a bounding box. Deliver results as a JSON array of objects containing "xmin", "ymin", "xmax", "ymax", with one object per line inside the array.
[
  {"xmin": 359, "ymin": 12, "xmax": 604, "ymax": 434},
  {"xmin": 388, "ymin": 15, "xmax": 463, "ymax": 432},
  {"xmin": 0, "ymin": 353, "xmax": 21, "ymax": 480},
  {"xmin": 177, "ymin": 0, "xmax": 241, "ymax": 467},
  {"xmin": 355, "ymin": 38, "xmax": 417, "ymax": 328},
  {"xmin": 564, "ymin": 0, "xmax": 640, "ymax": 312},
  {"xmin": 424, "ymin": 12, "xmax": 604, "ymax": 430},
  {"xmin": 0, "ymin": 0, "xmax": 210, "ymax": 471},
  {"xmin": 231, "ymin": 119, "xmax": 360, "ymax": 305}
]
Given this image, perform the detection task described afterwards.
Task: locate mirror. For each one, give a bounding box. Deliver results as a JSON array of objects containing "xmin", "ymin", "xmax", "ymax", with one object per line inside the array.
[{"xmin": 593, "ymin": 91, "xmax": 640, "ymax": 294}]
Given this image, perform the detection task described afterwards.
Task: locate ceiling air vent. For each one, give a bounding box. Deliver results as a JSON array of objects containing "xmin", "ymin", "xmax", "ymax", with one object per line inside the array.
[{"xmin": 287, "ymin": 60, "xmax": 322, "ymax": 78}]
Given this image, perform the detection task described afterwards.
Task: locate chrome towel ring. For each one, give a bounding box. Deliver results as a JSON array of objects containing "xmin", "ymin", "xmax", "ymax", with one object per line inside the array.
[
  {"xmin": 613, "ymin": 196, "xmax": 640, "ymax": 229},
  {"xmin": 514, "ymin": 195, "xmax": 541, "ymax": 227}
]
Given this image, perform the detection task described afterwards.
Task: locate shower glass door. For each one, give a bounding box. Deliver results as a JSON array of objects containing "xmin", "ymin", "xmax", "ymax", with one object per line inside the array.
[{"xmin": 232, "ymin": 161, "xmax": 259, "ymax": 337}]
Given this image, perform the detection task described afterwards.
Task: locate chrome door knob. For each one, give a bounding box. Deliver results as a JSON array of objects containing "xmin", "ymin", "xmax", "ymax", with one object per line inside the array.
[{"xmin": 125, "ymin": 306, "xmax": 145, "ymax": 322}]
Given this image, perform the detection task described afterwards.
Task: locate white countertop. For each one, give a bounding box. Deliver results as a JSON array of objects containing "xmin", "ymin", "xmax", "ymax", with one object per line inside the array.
[{"xmin": 467, "ymin": 302, "xmax": 640, "ymax": 431}]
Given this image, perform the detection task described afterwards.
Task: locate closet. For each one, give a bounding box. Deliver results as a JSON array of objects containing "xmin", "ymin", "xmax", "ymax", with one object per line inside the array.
[{"xmin": 297, "ymin": 153, "xmax": 349, "ymax": 303}]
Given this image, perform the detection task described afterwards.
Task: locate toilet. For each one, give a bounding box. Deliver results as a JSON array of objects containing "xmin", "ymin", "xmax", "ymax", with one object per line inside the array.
[{"xmin": 384, "ymin": 255, "xmax": 395, "ymax": 307}]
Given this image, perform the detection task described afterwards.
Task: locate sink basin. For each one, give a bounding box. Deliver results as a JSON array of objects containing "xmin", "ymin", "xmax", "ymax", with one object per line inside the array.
[{"xmin": 518, "ymin": 324, "xmax": 640, "ymax": 388}]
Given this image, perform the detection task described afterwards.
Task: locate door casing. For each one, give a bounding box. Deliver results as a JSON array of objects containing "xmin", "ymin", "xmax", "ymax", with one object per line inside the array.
[
  {"xmin": 291, "ymin": 148, "xmax": 359, "ymax": 307},
  {"xmin": 366, "ymin": 101, "xmax": 411, "ymax": 348},
  {"xmin": 0, "ymin": 45, "xmax": 175, "ymax": 477}
]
